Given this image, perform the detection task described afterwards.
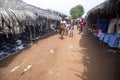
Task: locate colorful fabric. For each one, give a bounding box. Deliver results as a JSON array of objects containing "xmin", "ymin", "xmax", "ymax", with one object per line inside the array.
[
  {"xmin": 98, "ymin": 29, "xmax": 102, "ymax": 37},
  {"xmin": 79, "ymin": 20, "xmax": 84, "ymax": 28},
  {"xmin": 97, "ymin": 21, "xmax": 109, "ymax": 33}
]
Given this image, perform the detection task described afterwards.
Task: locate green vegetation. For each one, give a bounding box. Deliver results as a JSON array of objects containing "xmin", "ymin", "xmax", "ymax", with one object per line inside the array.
[{"xmin": 70, "ymin": 4, "xmax": 84, "ymax": 19}]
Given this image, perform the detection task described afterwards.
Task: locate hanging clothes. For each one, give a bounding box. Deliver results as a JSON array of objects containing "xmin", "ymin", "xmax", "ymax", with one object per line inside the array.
[
  {"xmin": 98, "ymin": 29, "xmax": 102, "ymax": 37},
  {"xmin": 4, "ymin": 27, "xmax": 9, "ymax": 39},
  {"xmin": 117, "ymin": 19, "xmax": 120, "ymax": 34},
  {"xmin": 97, "ymin": 21, "xmax": 109, "ymax": 33},
  {"xmin": 102, "ymin": 21, "xmax": 110, "ymax": 33},
  {"xmin": 108, "ymin": 34, "xmax": 119, "ymax": 48},
  {"xmin": 97, "ymin": 22, "xmax": 103, "ymax": 29},
  {"xmin": 107, "ymin": 18, "xmax": 118, "ymax": 33}
]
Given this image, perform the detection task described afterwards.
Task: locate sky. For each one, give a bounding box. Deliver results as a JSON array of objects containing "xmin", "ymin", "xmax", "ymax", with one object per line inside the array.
[{"xmin": 22, "ymin": 0, "xmax": 105, "ymax": 17}]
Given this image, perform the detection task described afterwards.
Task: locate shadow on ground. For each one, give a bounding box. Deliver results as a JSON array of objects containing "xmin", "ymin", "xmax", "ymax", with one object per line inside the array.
[
  {"xmin": 0, "ymin": 47, "xmax": 31, "ymax": 68},
  {"xmin": 0, "ymin": 33, "xmax": 58, "ymax": 68},
  {"xmin": 76, "ymin": 28, "xmax": 120, "ymax": 80}
]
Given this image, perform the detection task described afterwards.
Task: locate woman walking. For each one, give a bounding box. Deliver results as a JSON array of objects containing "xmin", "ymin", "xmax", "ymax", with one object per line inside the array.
[{"xmin": 79, "ymin": 19, "xmax": 85, "ymax": 34}]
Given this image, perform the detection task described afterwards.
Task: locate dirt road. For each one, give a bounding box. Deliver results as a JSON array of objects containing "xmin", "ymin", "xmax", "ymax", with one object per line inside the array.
[{"xmin": 0, "ymin": 27, "xmax": 120, "ymax": 80}]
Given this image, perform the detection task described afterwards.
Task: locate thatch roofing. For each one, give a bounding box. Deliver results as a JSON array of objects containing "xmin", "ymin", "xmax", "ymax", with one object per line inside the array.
[
  {"xmin": 43, "ymin": 9, "xmax": 62, "ymax": 20},
  {"xmin": 47, "ymin": 9, "xmax": 69, "ymax": 18},
  {"xmin": 0, "ymin": 0, "xmax": 62, "ymax": 25},
  {"xmin": 13, "ymin": 0, "xmax": 61, "ymax": 20},
  {"xmin": 86, "ymin": 0, "xmax": 120, "ymax": 21}
]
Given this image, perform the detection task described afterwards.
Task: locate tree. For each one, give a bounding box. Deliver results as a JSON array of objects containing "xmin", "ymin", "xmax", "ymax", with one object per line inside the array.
[{"xmin": 70, "ymin": 5, "xmax": 84, "ymax": 19}]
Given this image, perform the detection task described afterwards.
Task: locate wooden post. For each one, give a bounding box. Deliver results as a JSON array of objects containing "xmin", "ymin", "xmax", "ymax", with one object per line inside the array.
[
  {"xmin": 33, "ymin": 21, "xmax": 36, "ymax": 39},
  {"xmin": 12, "ymin": 20, "xmax": 16, "ymax": 40},
  {"xmin": 1, "ymin": 16, "xmax": 4, "ymax": 30},
  {"xmin": 28, "ymin": 22, "xmax": 33, "ymax": 44}
]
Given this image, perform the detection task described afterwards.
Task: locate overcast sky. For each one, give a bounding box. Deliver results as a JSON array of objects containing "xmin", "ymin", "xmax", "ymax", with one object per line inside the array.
[{"xmin": 22, "ymin": 0, "xmax": 105, "ymax": 17}]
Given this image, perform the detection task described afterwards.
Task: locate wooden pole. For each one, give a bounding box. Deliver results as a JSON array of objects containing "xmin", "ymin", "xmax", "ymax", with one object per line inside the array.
[{"xmin": 27, "ymin": 22, "xmax": 33, "ymax": 44}]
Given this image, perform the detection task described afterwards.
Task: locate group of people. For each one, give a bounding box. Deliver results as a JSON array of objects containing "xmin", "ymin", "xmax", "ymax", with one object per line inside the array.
[{"xmin": 59, "ymin": 18, "xmax": 86, "ymax": 39}]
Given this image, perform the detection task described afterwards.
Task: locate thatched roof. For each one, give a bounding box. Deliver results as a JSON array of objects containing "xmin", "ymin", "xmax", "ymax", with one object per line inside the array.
[
  {"xmin": 86, "ymin": 0, "xmax": 120, "ymax": 22},
  {"xmin": 43, "ymin": 9, "xmax": 62, "ymax": 20},
  {"xmin": 0, "ymin": 0, "xmax": 62, "ymax": 25},
  {"xmin": 13, "ymin": 0, "xmax": 61, "ymax": 20},
  {"xmin": 47, "ymin": 9, "xmax": 69, "ymax": 18}
]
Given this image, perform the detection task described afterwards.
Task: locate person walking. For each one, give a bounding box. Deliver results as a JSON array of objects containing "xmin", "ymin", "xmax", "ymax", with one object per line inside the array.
[
  {"xmin": 59, "ymin": 20, "xmax": 66, "ymax": 39},
  {"xmin": 79, "ymin": 19, "xmax": 84, "ymax": 34},
  {"xmin": 69, "ymin": 21, "xmax": 74, "ymax": 37}
]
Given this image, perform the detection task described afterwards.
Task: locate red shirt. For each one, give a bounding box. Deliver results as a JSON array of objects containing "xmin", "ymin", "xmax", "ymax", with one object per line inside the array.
[{"xmin": 79, "ymin": 20, "xmax": 84, "ymax": 28}]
